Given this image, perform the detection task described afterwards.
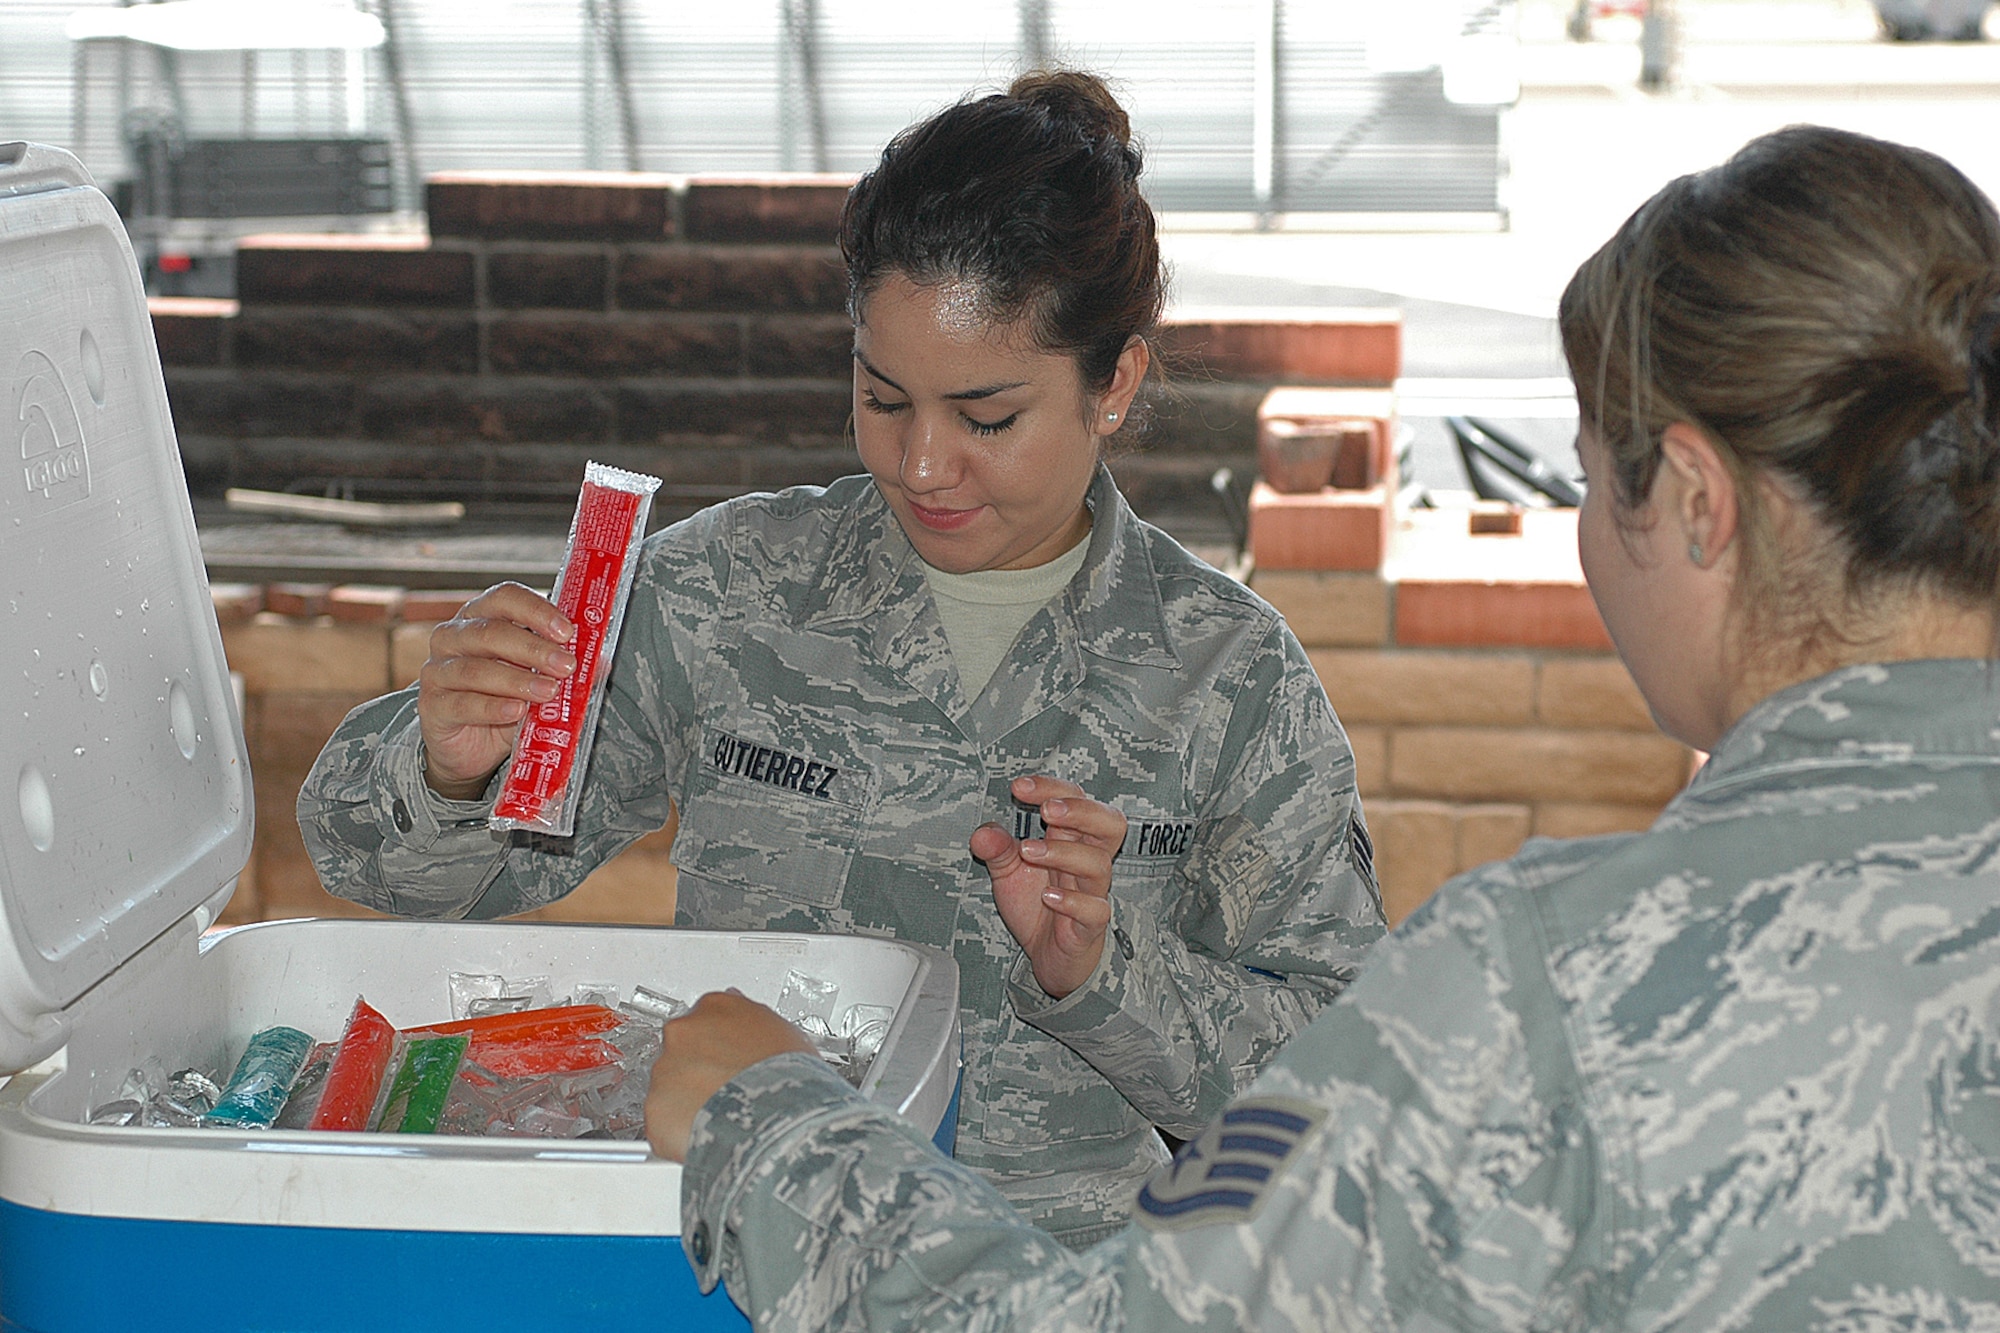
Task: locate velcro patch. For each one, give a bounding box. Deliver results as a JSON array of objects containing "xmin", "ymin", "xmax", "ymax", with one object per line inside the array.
[{"xmin": 1135, "ymin": 1097, "xmax": 1326, "ymax": 1233}]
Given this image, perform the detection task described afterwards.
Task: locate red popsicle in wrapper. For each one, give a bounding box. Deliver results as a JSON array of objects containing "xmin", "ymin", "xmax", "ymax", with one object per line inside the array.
[
  {"xmin": 491, "ymin": 461, "xmax": 662, "ymax": 836},
  {"xmin": 309, "ymin": 997, "xmax": 397, "ymax": 1132}
]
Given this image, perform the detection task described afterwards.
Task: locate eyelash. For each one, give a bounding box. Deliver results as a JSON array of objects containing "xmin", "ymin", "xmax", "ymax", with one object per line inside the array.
[{"xmin": 860, "ymin": 389, "xmax": 1017, "ymax": 437}]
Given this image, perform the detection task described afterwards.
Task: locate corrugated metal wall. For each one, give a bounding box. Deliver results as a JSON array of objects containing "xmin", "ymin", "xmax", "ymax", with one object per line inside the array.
[{"xmin": 2, "ymin": 0, "xmax": 1510, "ymax": 216}]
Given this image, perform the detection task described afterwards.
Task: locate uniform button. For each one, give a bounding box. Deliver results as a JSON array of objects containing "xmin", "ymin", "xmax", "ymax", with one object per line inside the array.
[
  {"xmin": 391, "ymin": 798, "xmax": 412, "ymax": 834},
  {"xmin": 689, "ymin": 1220, "xmax": 712, "ymax": 1266},
  {"xmin": 1115, "ymin": 927, "xmax": 1134, "ymax": 961}
]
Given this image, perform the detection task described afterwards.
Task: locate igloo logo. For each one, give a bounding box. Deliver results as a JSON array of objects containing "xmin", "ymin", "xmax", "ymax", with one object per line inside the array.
[{"xmin": 17, "ymin": 349, "xmax": 91, "ymax": 510}]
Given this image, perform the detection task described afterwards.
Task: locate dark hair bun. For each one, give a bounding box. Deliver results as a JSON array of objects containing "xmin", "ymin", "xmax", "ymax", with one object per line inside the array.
[
  {"xmin": 1007, "ymin": 70, "xmax": 1134, "ymax": 153},
  {"xmin": 840, "ymin": 68, "xmax": 1163, "ymax": 399}
]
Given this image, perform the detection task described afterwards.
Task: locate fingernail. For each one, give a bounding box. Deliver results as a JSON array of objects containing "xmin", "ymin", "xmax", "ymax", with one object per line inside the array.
[
  {"xmin": 551, "ymin": 650, "xmax": 578, "ymax": 675},
  {"xmin": 1043, "ymin": 890, "xmax": 1064, "ymax": 905},
  {"xmin": 530, "ymin": 678, "xmax": 558, "ymax": 700},
  {"xmin": 554, "ymin": 618, "xmax": 577, "ymax": 643},
  {"xmin": 1044, "ymin": 799, "xmax": 1066, "ymax": 817},
  {"xmin": 1022, "ymin": 841, "xmax": 1046, "ymax": 858}
]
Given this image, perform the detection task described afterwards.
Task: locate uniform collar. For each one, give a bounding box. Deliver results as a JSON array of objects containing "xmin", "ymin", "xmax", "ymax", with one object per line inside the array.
[
  {"xmin": 794, "ymin": 469, "xmax": 1180, "ymax": 735},
  {"xmin": 1687, "ymin": 658, "xmax": 2000, "ymax": 798}
]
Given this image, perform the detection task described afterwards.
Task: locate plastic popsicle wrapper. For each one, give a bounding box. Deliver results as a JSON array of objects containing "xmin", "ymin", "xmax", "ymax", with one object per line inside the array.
[
  {"xmin": 491, "ymin": 461, "xmax": 662, "ymax": 836},
  {"xmin": 309, "ymin": 997, "xmax": 398, "ymax": 1132},
  {"xmin": 376, "ymin": 1033, "xmax": 471, "ymax": 1134},
  {"xmin": 202, "ymin": 1026, "xmax": 316, "ymax": 1129}
]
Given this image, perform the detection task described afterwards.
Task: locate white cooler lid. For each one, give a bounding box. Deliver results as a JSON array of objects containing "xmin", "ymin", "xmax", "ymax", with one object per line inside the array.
[{"xmin": 0, "ymin": 144, "xmax": 250, "ymax": 1073}]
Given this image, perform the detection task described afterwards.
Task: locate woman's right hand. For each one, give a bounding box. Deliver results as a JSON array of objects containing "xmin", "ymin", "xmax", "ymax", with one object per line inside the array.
[{"xmin": 416, "ymin": 582, "xmax": 577, "ymax": 800}]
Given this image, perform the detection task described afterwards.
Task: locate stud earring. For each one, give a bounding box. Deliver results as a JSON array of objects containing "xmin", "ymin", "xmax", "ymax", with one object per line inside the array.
[
  {"xmin": 1106, "ymin": 412, "xmax": 1119, "ymax": 422},
  {"xmin": 1689, "ymin": 542, "xmax": 1704, "ymax": 565}
]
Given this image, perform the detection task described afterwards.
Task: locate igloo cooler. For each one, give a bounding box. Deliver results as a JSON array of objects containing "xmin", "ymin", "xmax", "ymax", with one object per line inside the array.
[{"xmin": 0, "ymin": 143, "xmax": 961, "ymax": 1333}]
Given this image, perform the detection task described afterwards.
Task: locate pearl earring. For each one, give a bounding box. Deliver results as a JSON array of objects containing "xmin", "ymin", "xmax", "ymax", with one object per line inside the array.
[
  {"xmin": 1689, "ymin": 542, "xmax": 1704, "ymax": 565},
  {"xmin": 1106, "ymin": 412, "xmax": 1119, "ymax": 422}
]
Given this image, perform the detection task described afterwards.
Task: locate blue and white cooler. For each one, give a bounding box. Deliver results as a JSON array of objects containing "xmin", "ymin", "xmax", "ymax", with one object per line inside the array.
[{"xmin": 0, "ymin": 143, "xmax": 961, "ymax": 1333}]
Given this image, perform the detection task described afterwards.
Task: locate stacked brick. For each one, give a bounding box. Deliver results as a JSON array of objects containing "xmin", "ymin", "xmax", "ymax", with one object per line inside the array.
[
  {"xmin": 1252, "ymin": 511, "xmax": 1692, "ymax": 926},
  {"xmin": 149, "ymin": 171, "xmax": 1404, "ymax": 517},
  {"xmin": 210, "ymin": 580, "xmax": 681, "ymax": 929}
]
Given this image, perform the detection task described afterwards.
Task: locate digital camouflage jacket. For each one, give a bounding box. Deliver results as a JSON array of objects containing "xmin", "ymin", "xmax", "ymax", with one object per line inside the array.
[
  {"xmin": 298, "ymin": 467, "xmax": 1386, "ymax": 1244},
  {"xmin": 677, "ymin": 659, "xmax": 2000, "ymax": 1328}
]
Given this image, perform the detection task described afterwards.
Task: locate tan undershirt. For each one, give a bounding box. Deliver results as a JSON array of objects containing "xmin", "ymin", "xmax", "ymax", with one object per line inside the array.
[{"xmin": 920, "ymin": 539, "xmax": 1091, "ymax": 701}]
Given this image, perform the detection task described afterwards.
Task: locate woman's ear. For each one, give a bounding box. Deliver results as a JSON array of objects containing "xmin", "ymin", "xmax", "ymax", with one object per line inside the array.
[
  {"xmin": 1093, "ymin": 338, "xmax": 1151, "ymax": 436},
  {"xmin": 1659, "ymin": 421, "xmax": 1739, "ymax": 569}
]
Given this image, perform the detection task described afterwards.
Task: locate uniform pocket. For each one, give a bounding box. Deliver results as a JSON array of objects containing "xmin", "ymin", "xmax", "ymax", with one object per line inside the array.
[{"xmin": 670, "ymin": 727, "xmax": 874, "ymax": 908}]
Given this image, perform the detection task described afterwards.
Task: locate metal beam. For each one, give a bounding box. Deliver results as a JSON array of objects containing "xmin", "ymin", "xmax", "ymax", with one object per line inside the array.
[
  {"xmin": 1018, "ymin": 0, "xmax": 1051, "ymax": 71},
  {"xmin": 779, "ymin": 0, "xmax": 829, "ymax": 173},
  {"xmin": 369, "ymin": 0, "xmax": 422, "ymax": 211}
]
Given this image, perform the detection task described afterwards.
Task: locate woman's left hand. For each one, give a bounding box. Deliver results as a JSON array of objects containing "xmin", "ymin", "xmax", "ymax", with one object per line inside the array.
[
  {"xmin": 971, "ymin": 775, "xmax": 1128, "ymax": 999},
  {"xmin": 645, "ymin": 991, "xmax": 817, "ymax": 1162}
]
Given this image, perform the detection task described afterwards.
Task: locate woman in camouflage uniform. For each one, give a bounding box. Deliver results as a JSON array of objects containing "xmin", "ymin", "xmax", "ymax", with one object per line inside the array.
[
  {"xmin": 646, "ymin": 125, "xmax": 2000, "ymax": 1328},
  {"xmin": 299, "ymin": 72, "xmax": 1385, "ymax": 1248}
]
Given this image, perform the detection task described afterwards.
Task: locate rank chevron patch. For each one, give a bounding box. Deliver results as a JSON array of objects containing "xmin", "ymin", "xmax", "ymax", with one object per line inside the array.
[{"xmin": 1134, "ymin": 1097, "xmax": 1327, "ymax": 1232}]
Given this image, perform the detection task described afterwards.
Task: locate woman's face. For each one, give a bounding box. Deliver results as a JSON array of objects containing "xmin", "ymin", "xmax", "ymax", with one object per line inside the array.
[{"xmin": 852, "ymin": 273, "xmax": 1120, "ymax": 574}]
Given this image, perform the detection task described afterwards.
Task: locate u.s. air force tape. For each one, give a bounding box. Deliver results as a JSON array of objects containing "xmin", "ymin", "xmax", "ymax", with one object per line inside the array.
[{"xmin": 1135, "ymin": 1097, "xmax": 1327, "ymax": 1232}]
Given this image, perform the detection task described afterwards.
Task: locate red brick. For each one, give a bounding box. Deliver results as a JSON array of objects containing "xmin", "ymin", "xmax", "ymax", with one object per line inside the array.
[
  {"xmin": 236, "ymin": 234, "xmax": 475, "ymax": 307},
  {"xmin": 233, "ymin": 309, "xmax": 478, "ymax": 373},
  {"xmin": 1395, "ymin": 581, "xmax": 1613, "ymax": 651},
  {"xmin": 683, "ymin": 174, "xmax": 856, "ymax": 244},
  {"xmin": 149, "ymin": 296, "xmax": 235, "ymax": 366},
  {"xmin": 327, "ymin": 585, "xmax": 405, "ymax": 624},
  {"xmin": 1160, "ymin": 311, "xmax": 1401, "ymax": 384},
  {"xmin": 165, "ymin": 370, "xmax": 356, "ymax": 438},
  {"xmin": 745, "ymin": 313, "xmax": 854, "ymax": 377},
  {"xmin": 486, "ymin": 250, "xmax": 611, "ymax": 309},
  {"xmin": 1258, "ymin": 386, "xmax": 1396, "ymax": 486},
  {"xmin": 357, "ymin": 377, "xmax": 613, "ymax": 445},
  {"xmin": 618, "ymin": 246, "xmax": 847, "ymax": 312},
  {"xmin": 426, "ymin": 171, "xmax": 680, "ymax": 241},
  {"xmin": 209, "ymin": 582, "xmax": 265, "ymax": 623},
  {"xmin": 616, "ymin": 382, "xmax": 849, "ymax": 447},
  {"xmin": 1248, "ymin": 480, "xmax": 1393, "ymax": 572},
  {"xmin": 264, "ymin": 582, "xmax": 331, "ymax": 618},
  {"xmin": 487, "ymin": 314, "xmax": 743, "ymax": 377}
]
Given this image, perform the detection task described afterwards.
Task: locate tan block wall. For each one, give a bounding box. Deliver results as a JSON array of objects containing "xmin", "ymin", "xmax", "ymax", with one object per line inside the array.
[
  {"xmin": 219, "ymin": 611, "xmax": 677, "ymax": 927},
  {"xmin": 216, "ymin": 567, "xmax": 1687, "ymax": 934},
  {"xmin": 1258, "ymin": 572, "xmax": 1687, "ymax": 925}
]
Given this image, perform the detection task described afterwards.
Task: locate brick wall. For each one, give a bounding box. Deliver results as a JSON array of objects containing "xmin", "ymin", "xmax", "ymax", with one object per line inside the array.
[
  {"xmin": 1251, "ymin": 509, "xmax": 1690, "ymax": 925},
  {"xmin": 151, "ymin": 170, "xmax": 1402, "ymax": 518},
  {"xmin": 212, "ymin": 509, "xmax": 1685, "ymax": 932},
  {"xmin": 174, "ymin": 170, "xmax": 1681, "ymax": 932}
]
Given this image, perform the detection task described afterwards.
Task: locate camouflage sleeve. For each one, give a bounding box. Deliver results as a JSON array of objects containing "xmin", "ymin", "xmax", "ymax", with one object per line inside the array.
[
  {"xmin": 295, "ymin": 511, "xmax": 728, "ymax": 917},
  {"xmin": 685, "ymin": 862, "xmax": 1594, "ymax": 1333},
  {"xmin": 681, "ymin": 1052, "xmax": 1130, "ymax": 1332},
  {"xmin": 1007, "ymin": 621, "xmax": 1387, "ymax": 1136}
]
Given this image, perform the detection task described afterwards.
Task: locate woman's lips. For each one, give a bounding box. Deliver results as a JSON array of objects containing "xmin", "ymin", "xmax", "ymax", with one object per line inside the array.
[{"xmin": 908, "ymin": 500, "xmax": 981, "ymax": 532}]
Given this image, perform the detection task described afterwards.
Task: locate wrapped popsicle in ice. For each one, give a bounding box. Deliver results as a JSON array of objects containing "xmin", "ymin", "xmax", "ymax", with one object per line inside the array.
[
  {"xmin": 490, "ymin": 461, "xmax": 662, "ymax": 837},
  {"xmin": 308, "ymin": 998, "xmax": 399, "ymax": 1132}
]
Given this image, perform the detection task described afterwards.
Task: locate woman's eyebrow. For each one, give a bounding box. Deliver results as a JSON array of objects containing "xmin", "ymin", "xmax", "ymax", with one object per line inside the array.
[{"xmin": 851, "ymin": 350, "xmax": 1026, "ymax": 402}]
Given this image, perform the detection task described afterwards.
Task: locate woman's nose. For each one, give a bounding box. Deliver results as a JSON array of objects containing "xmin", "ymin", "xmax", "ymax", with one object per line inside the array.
[{"xmin": 900, "ymin": 418, "xmax": 962, "ymax": 493}]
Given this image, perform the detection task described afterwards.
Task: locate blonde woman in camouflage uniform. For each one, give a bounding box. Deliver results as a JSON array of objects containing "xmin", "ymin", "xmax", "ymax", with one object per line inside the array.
[
  {"xmin": 644, "ymin": 125, "xmax": 2000, "ymax": 1328},
  {"xmin": 298, "ymin": 72, "xmax": 1385, "ymax": 1248}
]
